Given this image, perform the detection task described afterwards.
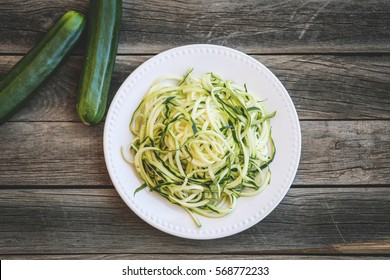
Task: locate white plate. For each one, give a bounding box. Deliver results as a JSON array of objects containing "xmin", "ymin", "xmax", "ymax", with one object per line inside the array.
[{"xmin": 103, "ymin": 44, "xmax": 301, "ymax": 239}]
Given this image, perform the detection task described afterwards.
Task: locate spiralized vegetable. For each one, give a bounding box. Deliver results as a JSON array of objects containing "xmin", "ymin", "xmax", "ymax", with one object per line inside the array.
[{"xmin": 123, "ymin": 69, "xmax": 276, "ymax": 227}]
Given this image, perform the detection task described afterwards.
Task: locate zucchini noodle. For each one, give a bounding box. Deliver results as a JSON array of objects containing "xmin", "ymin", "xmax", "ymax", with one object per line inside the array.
[{"xmin": 123, "ymin": 68, "xmax": 276, "ymax": 227}]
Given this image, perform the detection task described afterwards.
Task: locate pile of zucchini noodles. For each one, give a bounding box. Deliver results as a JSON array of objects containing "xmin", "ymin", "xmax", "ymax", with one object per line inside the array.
[{"xmin": 123, "ymin": 68, "xmax": 275, "ymax": 227}]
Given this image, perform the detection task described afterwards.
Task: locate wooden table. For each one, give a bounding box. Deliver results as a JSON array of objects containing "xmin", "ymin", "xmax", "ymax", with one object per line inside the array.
[{"xmin": 0, "ymin": 0, "xmax": 389, "ymax": 259}]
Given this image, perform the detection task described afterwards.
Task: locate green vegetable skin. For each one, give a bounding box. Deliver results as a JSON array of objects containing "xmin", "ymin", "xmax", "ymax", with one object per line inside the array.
[
  {"xmin": 76, "ymin": 0, "xmax": 122, "ymax": 125},
  {"xmin": 0, "ymin": 11, "xmax": 85, "ymax": 125}
]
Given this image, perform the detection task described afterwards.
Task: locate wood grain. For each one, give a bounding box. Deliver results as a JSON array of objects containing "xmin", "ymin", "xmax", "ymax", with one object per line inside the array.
[
  {"xmin": 0, "ymin": 187, "xmax": 388, "ymax": 255},
  {"xmin": 297, "ymin": 120, "xmax": 390, "ymax": 185},
  {"xmin": 1, "ymin": 55, "xmax": 389, "ymax": 122},
  {"xmin": 0, "ymin": 122, "xmax": 110, "ymax": 186},
  {"xmin": 1, "ymin": 254, "xmax": 387, "ymax": 260},
  {"xmin": 0, "ymin": 0, "xmax": 390, "ymax": 54},
  {"xmin": 0, "ymin": 121, "xmax": 389, "ymax": 186}
]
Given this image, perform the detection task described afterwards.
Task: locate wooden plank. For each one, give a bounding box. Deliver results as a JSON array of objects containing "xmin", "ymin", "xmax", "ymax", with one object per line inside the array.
[
  {"xmin": 0, "ymin": 187, "xmax": 389, "ymax": 255},
  {"xmin": 297, "ymin": 120, "xmax": 390, "ymax": 185},
  {"xmin": 0, "ymin": 122, "xmax": 111, "ymax": 186},
  {"xmin": 262, "ymin": 55, "xmax": 390, "ymax": 120},
  {"xmin": 0, "ymin": 121, "xmax": 389, "ymax": 186},
  {"xmin": 0, "ymin": 254, "xmax": 387, "ymax": 260},
  {"xmin": 0, "ymin": 0, "xmax": 390, "ymax": 54},
  {"xmin": 1, "ymin": 55, "xmax": 389, "ymax": 122}
]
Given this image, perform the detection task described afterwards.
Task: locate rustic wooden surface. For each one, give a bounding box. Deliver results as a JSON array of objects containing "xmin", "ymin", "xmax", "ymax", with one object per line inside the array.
[{"xmin": 0, "ymin": 0, "xmax": 389, "ymax": 259}]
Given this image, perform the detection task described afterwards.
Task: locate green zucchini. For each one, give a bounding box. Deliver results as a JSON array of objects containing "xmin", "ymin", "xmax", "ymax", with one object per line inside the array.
[
  {"xmin": 76, "ymin": 0, "xmax": 122, "ymax": 125},
  {"xmin": 0, "ymin": 11, "xmax": 85, "ymax": 125}
]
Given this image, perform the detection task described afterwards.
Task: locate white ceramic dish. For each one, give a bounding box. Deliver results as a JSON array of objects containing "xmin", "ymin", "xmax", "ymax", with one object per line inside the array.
[{"xmin": 103, "ymin": 44, "xmax": 301, "ymax": 239}]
